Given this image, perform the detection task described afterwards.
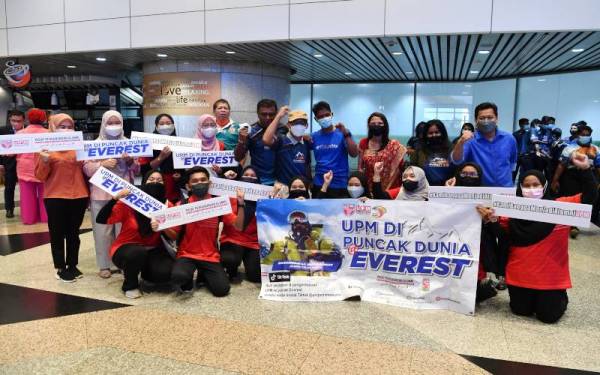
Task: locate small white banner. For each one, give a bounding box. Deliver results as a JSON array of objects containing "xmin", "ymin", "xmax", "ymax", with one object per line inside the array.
[
  {"xmin": 428, "ymin": 186, "xmax": 516, "ymax": 205},
  {"xmin": 172, "ymin": 150, "xmax": 238, "ymax": 168},
  {"xmin": 76, "ymin": 139, "xmax": 153, "ymax": 160},
  {"xmin": 130, "ymin": 131, "xmax": 202, "ymax": 151},
  {"xmin": 89, "ymin": 167, "xmax": 167, "ymax": 218},
  {"xmin": 152, "ymin": 196, "xmax": 232, "ymax": 230},
  {"xmin": 209, "ymin": 177, "xmax": 273, "ymax": 202},
  {"xmin": 0, "ymin": 131, "xmax": 84, "ymax": 155},
  {"xmin": 492, "ymin": 194, "xmax": 593, "ymax": 228}
]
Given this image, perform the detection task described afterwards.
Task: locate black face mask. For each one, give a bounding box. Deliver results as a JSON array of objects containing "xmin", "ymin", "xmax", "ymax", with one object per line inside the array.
[
  {"xmin": 402, "ymin": 180, "xmax": 419, "ymax": 192},
  {"xmin": 288, "ymin": 189, "xmax": 310, "ymax": 199},
  {"xmin": 426, "ymin": 136, "xmax": 444, "ymax": 146},
  {"xmin": 370, "ymin": 126, "xmax": 384, "ymax": 136},
  {"xmin": 241, "ymin": 176, "xmax": 258, "ymax": 184},
  {"xmin": 190, "ymin": 182, "xmax": 209, "ymax": 198},
  {"xmin": 457, "ymin": 176, "xmax": 481, "ymax": 187},
  {"xmin": 142, "ymin": 183, "xmax": 165, "ymax": 202}
]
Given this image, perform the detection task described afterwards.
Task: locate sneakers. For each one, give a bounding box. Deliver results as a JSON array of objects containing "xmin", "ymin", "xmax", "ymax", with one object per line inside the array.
[
  {"xmin": 476, "ymin": 279, "xmax": 498, "ymax": 303},
  {"xmin": 5, "ymin": 209, "xmax": 14, "ymax": 218},
  {"xmin": 570, "ymin": 227, "xmax": 579, "ymax": 239},
  {"xmin": 98, "ymin": 269, "xmax": 111, "ymax": 279},
  {"xmin": 55, "ymin": 268, "xmax": 76, "ymax": 283},
  {"xmin": 125, "ymin": 289, "xmax": 142, "ymax": 299},
  {"xmin": 496, "ymin": 276, "xmax": 507, "ymax": 291},
  {"xmin": 69, "ymin": 266, "xmax": 83, "ymax": 279}
]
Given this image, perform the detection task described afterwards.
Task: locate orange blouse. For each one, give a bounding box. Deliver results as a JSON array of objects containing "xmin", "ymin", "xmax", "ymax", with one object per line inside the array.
[{"xmin": 35, "ymin": 151, "xmax": 89, "ymax": 199}]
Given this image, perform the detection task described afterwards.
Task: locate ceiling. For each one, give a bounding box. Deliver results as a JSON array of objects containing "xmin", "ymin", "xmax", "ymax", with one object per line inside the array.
[{"xmin": 2, "ymin": 31, "xmax": 600, "ymax": 85}]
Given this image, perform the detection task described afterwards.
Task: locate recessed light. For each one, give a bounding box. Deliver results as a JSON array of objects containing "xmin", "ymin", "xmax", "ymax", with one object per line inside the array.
[
  {"xmin": 96, "ymin": 57, "xmax": 106, "ymax": 62},
  {"xmin": 537, "ymin": 78, "xmax": 546, "ymax": 82},
  {"xmin": 157, "ymin": 53, "xmax": 168, "ymax": 58},
  {"xmin": 344, "ymin": 72, "xmax": 352, "ymax": 75},
  {"xmin": 313, "ymin": 53, "xmax": 323, "ymax": 58},
  {"xmin": 405, "ymin": 71, "xmax": 413, "ymax": 74},
  {"xmin": 572, "ymin": 48, "xmax": 585, "ymax": 53},
  {"xmin": 67, "ymin": 65, "xmax": 77, "ymax": 69},
  {"xmin": 225, "ymin": 51, "xmax": 236, "ymax": 54},
  {"xmin": 469, "ymin": 70, "xmax": 479, "ymax": 74},
  {"xmin": 183, "ymin": 61, "xmax": 189, "ymax": 65},
  {"xmin": 464, "ymin": 84, "xmax": 472, "ymax": 88},
  {"xmin": 478, "ymin": 50, "xmax": 491, "ymax": 55},
  {"xmin": 392, "ymin": 51, "xmax": 403, "ymax": 56}
]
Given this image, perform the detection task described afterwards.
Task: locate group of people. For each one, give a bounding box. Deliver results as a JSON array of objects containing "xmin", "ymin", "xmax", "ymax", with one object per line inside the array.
[{"xmin": 0, "ymin": 99, "xmax": 598, "ymax": 324}]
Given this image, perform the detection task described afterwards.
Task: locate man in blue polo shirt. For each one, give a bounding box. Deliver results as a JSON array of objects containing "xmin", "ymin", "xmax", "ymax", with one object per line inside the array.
[
  {"xmin": 310, "ymin": 101, "xmax": 359, "ymax": 197},
  {"xmin": 234, "ymin": 99, "xmax": 286, "ymax": 185},
  {"xmin": 262, "ymin": 107, "xmax": 312, "ymax": 185},
  {"xmin": 451, "ymin": 102, "xmax": 517, "ymax": 187}
]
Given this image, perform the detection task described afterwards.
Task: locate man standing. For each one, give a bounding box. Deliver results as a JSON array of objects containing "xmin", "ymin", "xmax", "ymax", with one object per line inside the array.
[
  {"xmin": 213, "ymin": 99, "xmax": 240, "ymax": 151},
  {"xmin": 234, "ymin": 99, "xmax": 285, "ymax": 185},
  {"xmin": 310, "ymin": 101, "xmax": 359, "ymax": 197},
  {"xmin": 0, "ymin": 110, "xmax": 25, "ymax": 218},
  {"xmin": 451, "ymin": 102, "xmax": 517, "ymax": 187},
  {"xmin": 512, "ymin": 118, "xmax": 531, "ymax": 180}
]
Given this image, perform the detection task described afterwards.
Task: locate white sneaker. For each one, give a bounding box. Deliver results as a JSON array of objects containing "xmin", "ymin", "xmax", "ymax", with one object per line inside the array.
[{"xmin": 125, "ymin": 289, "xmax": 142, "ymax": 299}]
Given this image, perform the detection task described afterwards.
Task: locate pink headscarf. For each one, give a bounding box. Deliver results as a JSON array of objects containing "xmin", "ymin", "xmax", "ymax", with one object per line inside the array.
[
  {"xmin": 48, "ymin": 113, "xmax": 74, "ymax": 132},
  {"xmin": 196, "ymin": 114, "xmax": 219, "ymax": 151}
]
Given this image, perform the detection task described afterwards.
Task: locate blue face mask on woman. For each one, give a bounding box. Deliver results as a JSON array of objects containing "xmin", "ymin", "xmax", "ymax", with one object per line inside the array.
[{"xmin": 578, "ymin": 135, "xmax": 592, "ymax": 146}]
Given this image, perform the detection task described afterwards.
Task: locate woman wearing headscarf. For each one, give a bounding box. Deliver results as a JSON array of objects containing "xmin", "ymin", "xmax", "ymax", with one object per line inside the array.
[
  {"xmin": 220, "ymin": 165, "xmax": 261, "ymax": 283},
  {"xmin": 95, "ymin": 170, "xmax": 174, "ymax": 299},
  {"xmin": 83, "ymin": 110, "xmax": 140, "ymax": 279},
  {"xmin": 316, "ymin": 170, "xmax": 372, "ymax": 199},
  {"xmin": 478, "ymin": 154, "xmax": 597, "ymax": 323},
  {"xmin": 144, "ymin": 113, "xmax": 183, "ymax": 203},
  {"xmin": 372, "ymin": 162, "xmax": 429, "ymax": 201},
  {"xmin": 35, "ymin": 114, "xmax": 89, "ymax": 283},
  {"xmin": 196, "ymin": 114, "xmax": 224, "ymax": 152}
]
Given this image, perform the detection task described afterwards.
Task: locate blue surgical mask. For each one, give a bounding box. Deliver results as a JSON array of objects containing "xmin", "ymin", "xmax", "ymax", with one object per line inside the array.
[
  {"xmin": 523, "ymin": 125, "xmax": 530, "ymax": 131},
  {"xmin": 477, "ymin": 120, "xmax": 497, "ymax": 134},
  {"xmin": 317, "ymin": 116, "xmax": 333, "ymax": 129},
  {"xmin": 578, "ymin": 136, "xmax": 592, "ymax": 146}
]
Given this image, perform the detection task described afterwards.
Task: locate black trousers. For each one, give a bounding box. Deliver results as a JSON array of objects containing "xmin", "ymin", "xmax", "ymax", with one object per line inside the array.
[
  {"xmin": 508, "ymin": 285, "xmax": 568, "ymax": 324},
  {"xmin": 220, "ymin": 243, "xmax": 261, "ymax": 283},
  {"xmin": 3, "ymin": 163, "xmax": 16, "ymax": 211},
  {"xmin": 112, "ymin": 244, "xmax": 174, "ymax": 291},
  {"xmin": 171, "ymin": 257, "xmax": 230, "ymax": 297},
  {"xmin": 44, "ymin": 198, "xmax": 88, "ymax": 269}
]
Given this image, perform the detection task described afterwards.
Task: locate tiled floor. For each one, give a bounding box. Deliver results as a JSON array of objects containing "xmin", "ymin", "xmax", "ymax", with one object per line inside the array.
[{"xmin": 0, "ymin": 204, "xmax": 599, "ymax": 374}]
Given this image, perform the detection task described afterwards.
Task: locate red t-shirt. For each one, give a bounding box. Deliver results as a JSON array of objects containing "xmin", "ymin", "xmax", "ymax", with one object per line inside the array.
[
  {"xmin": 220, "ymin": 198, "xmax": 259, "ymax": 250},
  {"xmin": 174, "ymin": 194, "xmax": 235, "ymax": 263},
  {"xmin": 106, "ymin": 201, "xmax": 172, "ymax": 258},
  {"xmin": 387, "ymin": 187, "xmax": 401, "ymax": 199},
  {"xmin": 501, "ymin": 194, "xmax": 581, "ymax": 290}
]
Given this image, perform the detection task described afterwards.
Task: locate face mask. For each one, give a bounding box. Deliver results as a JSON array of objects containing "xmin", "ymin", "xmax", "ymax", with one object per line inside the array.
[
  {"xmin": 290, "ymin": 124, "xmax": 306, "ymax": 137},
  {"xmin": 190, "ymin": 182, "xmax": 209, "ymax": 198},
  {"xmin": 347, "ymin": 185, "xmax": 364, "ymax": 198},
  {"xmin": 142, "ymin": 183, "xmax": 165, "ymax": 202},
  {"xmin": 402, "ymin": 179, "xmax": 419, "ymax": 192},
  {"xmin": 523, "ymin": 125, "xmax": 530, "ymax": 131},
  {"xmin": 427, "ymin": 135, "xmax": 443, "ymax": 145},
  {"xmin": 157, "ymin": 124, "xmax": 175, "ymax": 135},
  {"xmin": 317, "ymin": 116, "xmax": 333, "ymax": 129},
  {"xmin": 104, "ymin": 125, "xmax": 122, "ymax": 137},
  {"xmin": 370, "ymin": 126, "xmax": 384, "ymax": 136},
  {"xmin": 477, "ymin": 120, "xmax": 497, "ymax": 134},
  {"xmin": 521, "ymin": 187, "xmax": 544, "ymax": 199},
  {"xmin": 241, "ymin": 176, "xmax": 258, "ymax": 184},
  {"xmin": 457, "ymin": 176, "xmax": 480, "ymax": 187},
  {"xmin": 288, "ymin": 189, "xmax": 309, "ymax": 199},
  {"xmin": 201, "ymin": 127, "xmax": 217, "ymax": 139},
  {"xmin": 578, "ymin": 136, "xmax": 592, "ymax": 146}
]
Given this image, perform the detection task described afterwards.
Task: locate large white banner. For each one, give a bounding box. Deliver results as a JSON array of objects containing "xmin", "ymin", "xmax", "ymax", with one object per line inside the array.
[
  {"xmin": 151, "ymin": 196, "xmax": 232, "ymax": 230},
  {"xmin": 428, "ymin": 186, "xmax": 515, "ymax": 205},
  {"xmin": 492, "ymin": 194, "xmax": 593, "ymax": 228},
  {"xmin": 257, "ymin": 199, "xmax": 482, "ymax": 315},
  {"xmin": 76, "ymin": 139, "xmax": 153, "ymax": 160},
  {"xmin": 0, "ymin": 131, "xmax": 84, "ymax": 155},
  {"xmin": 209, "ymin": 177, "xmax": 273, "ymax": 202},
  {"xmin": 130, "ymin": 131, "xmax": 202, "ymax": 151},
  {"xmin": 89, "ymin": 167, "xmax": 167, "ymax": 218},
  {"xmin": 172, "ymin": 150, "xmax": 238, "ymax": 169}
]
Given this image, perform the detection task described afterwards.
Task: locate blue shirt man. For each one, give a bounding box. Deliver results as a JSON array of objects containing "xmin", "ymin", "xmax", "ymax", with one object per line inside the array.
[{"xmin": 451, "ymin": 102, "xmax": 517, "ymax": 187}]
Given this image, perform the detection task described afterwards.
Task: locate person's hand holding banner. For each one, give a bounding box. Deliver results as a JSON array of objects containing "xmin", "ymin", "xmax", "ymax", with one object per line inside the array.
[
  {"xmin": 208, "ymin": 177, "xmax": 273, "ymax": 201},
  {"xmin": 172, "ymin": 150, "xmax": 238, "ymax": 169},
  {"xmin": 75, "ymin": 139, "xmax": 153, "ymax": 161},
  {"xmin": 39, "ymin": 149, "xmax": 50, "ymax": 163},
  {"xmin": 151, "ymin": 196, "xmax": 232, "ymax": 230}
]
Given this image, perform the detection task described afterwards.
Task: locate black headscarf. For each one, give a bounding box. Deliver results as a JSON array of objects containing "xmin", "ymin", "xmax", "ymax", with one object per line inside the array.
[
  {"xmin": 455, "ymin": 162, "xmax": 483, "ymax": 187},
  {"xmin": 239, "ymin": 165, "xmax": 260, "ymax": 230},
  {"xmin": 136, "ymin": 170, "xmax": 166, "ymax": 237},
  {"xmin": 508, "ymin": 169, "xmax": 556, "ymax": 247}
]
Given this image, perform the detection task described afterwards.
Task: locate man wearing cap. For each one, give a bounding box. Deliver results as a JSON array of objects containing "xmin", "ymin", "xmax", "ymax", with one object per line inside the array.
[{"xmin": 262, "ymin": 106, "xmax": 312, "ymax": 185}]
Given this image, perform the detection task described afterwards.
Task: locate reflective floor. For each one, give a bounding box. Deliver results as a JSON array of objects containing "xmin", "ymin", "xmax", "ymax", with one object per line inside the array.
[{"xmin": 0, "ymin": 200, "xmax": 599, "ymax": 374}]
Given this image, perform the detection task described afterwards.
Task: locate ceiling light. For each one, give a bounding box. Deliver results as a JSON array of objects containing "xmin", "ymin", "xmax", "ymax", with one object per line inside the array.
[
  {"xmin": 225, "ymin": 51, "xmax": 236, "ymax": 54},
  {"xmin": 392, "ymin": 51, "xmax": 403, "ymax": 56},
  {"xmin": 571, "ymin": 48, "xmax": 585, "ymax": 53},
  {"xmin": 464, "ymin": 84, "xmax": 472, "ymax": 88},
  {"xmin": 313, "ymin": 53, "xmax": 323, "ymax": 58},
  {"xmin": 96, "ymin": 57, "xmax": 106, "ymax": 62},
  {"xmin": 183, "ymin": 61, "xmax": 190, "ymax": 65},
  {"xmin": 157, "ymin": 53, "xmax": 168, "ymax": 58},
  {"xmin": 537, "ymin": 78, "xmax": 546, "ymax": 82},
  {"xmin": 67, "ymin": 65, "xmax": 77, "ymax": 69},
  {"xmin": 478, "ymin": 50, "xmax": 490, "ymax": 55},
  {"xmin": 469, "ymin": 70, "xmax": 479, "ymax": 74},
  {"xmin": 405, "ymin": 71, "xmax": 413, "ymax": 74},
  {"xmin": 593, "ymin": 100, "xmax": 599, "ymax": 103},
  {"xmin": 344, "ymin": 72, "xmax": 352, "ymax": 75}
]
